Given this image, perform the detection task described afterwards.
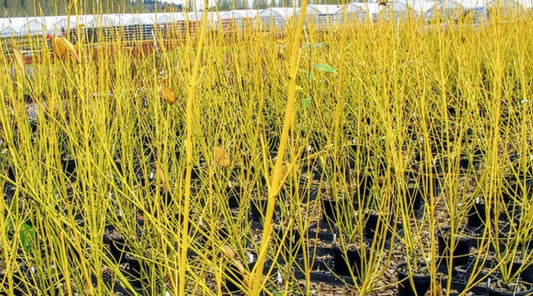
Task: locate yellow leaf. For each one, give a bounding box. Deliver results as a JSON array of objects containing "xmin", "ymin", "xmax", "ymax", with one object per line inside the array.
[
  {"xmin": 234, "ymin": 261, "xmax": 245, "ymax": 274},
  {"xmin": 51, "ymin": 37, "xmax": 80, "ymax": 63},
  {"xmin": 161, "ymin": 87, "xmax": 176, "ymax": 105},
  {"xmin": 222, "ymin": 245, "xmax": 236, "ymax": 260},
  {"xmin": 281, "ymin": 164, "xmax": 288, "ymax": 177},
  {"xmin": 269, "ymin": 164, "xmax": 288, "ymax": 186},
  {"xmin": 156, "ymin": 164, "xmax": 168, "ymax": 192},
  {"xmin": 12, "ymin": 47, "xmax": 26, "ymax": 73},
  {"xmin": 213, "ymin": 147, "xmax": 231, "ymax": 168}
]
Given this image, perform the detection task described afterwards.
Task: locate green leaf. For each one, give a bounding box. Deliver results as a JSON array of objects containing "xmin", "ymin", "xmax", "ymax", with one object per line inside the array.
[
  {"xmin": 20, "ymin": 223, "xmax": 35, "ymax": 253},
  {"xmin": 307, "ymin": 71, "xmax": 313, "ymax": 82},
  {"xmin": 313, "ymin": 63, "xmax": 337, "ymax": 74},
  {"xmin": 311, "ymin": 42, "xmax": 328, "ymax": 49},
  {"xmin": 302, "ymin": 42, "xmax": 327, "ymax": 50},
  {"xmin": 302, "ymin": 97, "xmax": 312, "ymax": 110},
  {"xmin": 4, "ymin": 217, "xmax": 12, "ymax": 238}
]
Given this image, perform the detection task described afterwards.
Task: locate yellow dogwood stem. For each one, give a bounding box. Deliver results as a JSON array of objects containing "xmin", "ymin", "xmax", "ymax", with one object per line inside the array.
[
  {"xmin": 180, "ymin": 2, "xmax": 210, "ymax": 296},
  {"xmin": 248, "ymin": 1, "xmax": 310, "ymax": 295}
]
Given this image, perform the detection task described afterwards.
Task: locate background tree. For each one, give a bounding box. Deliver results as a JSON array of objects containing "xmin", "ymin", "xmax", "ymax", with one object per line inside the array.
[
  {"xmin": 252, "ymin": 0, "xmax": 270, "ymax": 9},
  {"xmin": 0, "ymin": 0, "xmax": 172, "ymax": 16}
]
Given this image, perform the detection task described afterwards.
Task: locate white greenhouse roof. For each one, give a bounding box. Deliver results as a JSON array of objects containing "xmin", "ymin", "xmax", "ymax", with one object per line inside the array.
[
  {"xmin": 156, "ymin": 13, "xmax": 186, "ymax": 23},
  {"xmin": 438, "ymin": 0, "xmax": 490, "ymax": 9},
  {"xmin": 87, "ymin": 14, "xmax": 119, "ymax": 28},
  {"xmin": 1, "ymin": 26, "xmax": 18, "ymax": 37},
  {"xmin": 402, "ymin": 0, "xmax": 437, "ymax": 12},
  {"xmin": 18, "ymin": 19, "xmax": 45, "ymax": 35},
  {"xmin": 312, "ymin": 4, "xmax": 343, "ymax": 14},
  {"xmin": 219, "ymin": 9, "xmax": 260, "ymax": 19},
  {"xmin": 123, "ymin": 14, "xmax": 154, "ymax": 26},
  {"xmin": 258, "ymin": 7, "xmax": 299, "ymax": 18},
  {"xmin": 336, "ymin": 3, "xmax": 383, "ymax": 15}
]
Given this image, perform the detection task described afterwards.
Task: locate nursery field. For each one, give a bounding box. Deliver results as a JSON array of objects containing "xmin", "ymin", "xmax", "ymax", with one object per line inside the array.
[{"xmin": 1, "ymin": 10, "xmax": 533, "ymax": 296}]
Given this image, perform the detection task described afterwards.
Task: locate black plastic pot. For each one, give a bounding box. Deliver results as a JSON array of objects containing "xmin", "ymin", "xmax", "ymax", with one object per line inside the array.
[
  {"xmin": 365, "ymin": 212, "xmax": 396, "ymax": 242},
  {"xmin": 300, "ymin": 161, "xmax": 321, "ymax": 181},
  {"xmin": 306, "ymin": 220, "xmax": 336, "ymax": 242},
  {"xmin": 467, "ymin": 201, "xmax": 491, "ymax": 230},
  {"xmin": 280, "ymin": 185, "xmax": 318, "ymax": 203},
  {"xmin": 138, "ymin": 167, "xmax": 156, "ymax": 187},
  {"xmin": 295, "ymin": 246, "xmax": 342, "ymax": 284},
  {"xmin": 333, "ymin": 246, "xmax": 364, "ymax": 278},
  {"xmin": 406, "ymin": 181, "xmax": 425, "ymax": 219},
  {"xmin": 437, "ymin": 227, "xmax": 472, "ymax": 267},
  {"xmin": 322, "ymin": 198, "xmax": 354, "ymax": 225},
  {"xmin": 6, "ymin": 166, "xmax": 15, "ymax": 182},
  {"xmin": 61, "ymin": 158, "xmax": 76, "ymax": 180},
  {"xmin": 190, "ymin": 165, "xmax": 203, "ymax": 181},
  {"xmin": 4, "ymin": 272, "xmax": 25, "ymax": 296},
  {"xmin": 487, "ymin": 276, "xmax": 533, "ymax": 296},
  {"xmin": 349, "ymin": 172, "xmax": 373, "ymax": 203},
  {"xmin": 513, "ymin": 262, "xmax": 533, "ymax": 284},
  {"xmin": 321, "ymin": 198, "xmax": 338, "ymax": 224},
  {"xmin": 445, "ymin": 257, "xmax": 487, "ymax": 295},
  {"xmin": 522, "ymin": 264, "xmax": 533, "ymax": 284},
  {"xmin": 267, "ymin": 134, "xmax": 280, "ymax": 155},
  {"xmin": 502, "ymin": 175, "xmax": 532, "ymax": 204},
  {"xmin": 250, "ymin": 199, "xmax": 265, "ymax": 224},
  {"xmin": 225, "ymin": 261, "xmax": 256, "ymax": 294},
  {"xmin": 109, "ymin": 237, "xmax": 130, "ymax": 263},
  {"xmin": 226, "ymin": 185, "xmax": 242, "ymax": 209},
  {"xmin": 434, "ymin": 155, "xmax": 449, "ymax": 175},
  {"xmin": 250, "ymin": 199, "xmax": 279, "ymax": 228},
  {"xmin": 248, "ymin": 166, "xmax": 268, "ymax": 189},
  {"xmin": 396, "ymin": 262, "xmax": 431, "ymax": 296},
  {"xmin": 274, "ymin": 227, "xmax": 303, "ymax": 257},
  {"xmin": 302, "ymin": 187, "xmax": 319, "ymax": 202},
  {"xmin": 458, "ymin": 156, "xmax": 473, "ymax": 172},
  {"xmin": 347, "ymin": 144, "xmax": 371, "ymax": 168},
  {"xmin": 459, "ymin": 150, "xmax": 482, "ymax": 173},
  {"xmin": 127, "ymin": 258, "xmax": 150, "ymax": 290}
]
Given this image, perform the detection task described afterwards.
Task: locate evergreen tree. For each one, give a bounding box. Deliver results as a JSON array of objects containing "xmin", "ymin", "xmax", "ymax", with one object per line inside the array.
[{"xmin": 0, "ymin": 0, "xmax": 173, "ymax": 17}]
